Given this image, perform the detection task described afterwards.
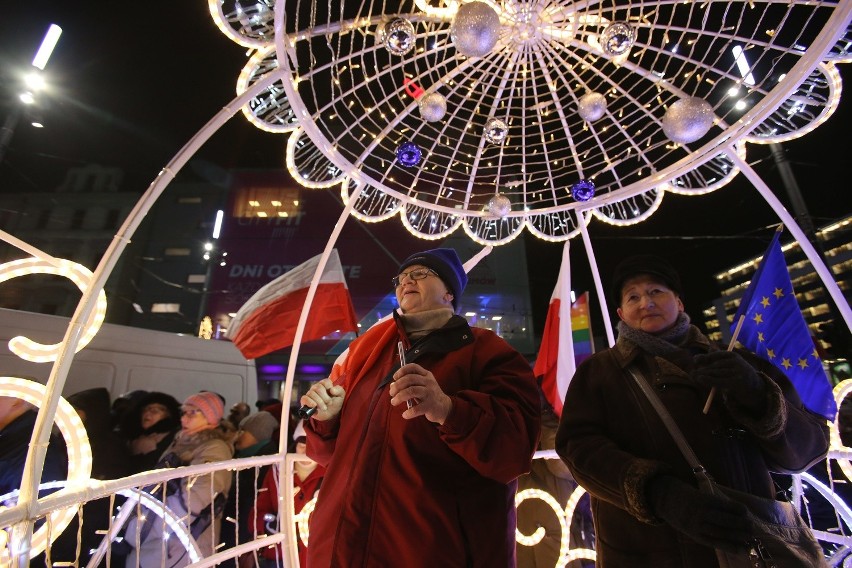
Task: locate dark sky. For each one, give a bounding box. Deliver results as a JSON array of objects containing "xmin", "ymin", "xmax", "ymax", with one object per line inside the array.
[{"xmin": 1, "ymin": 3, "xmax": 850, "ymax": 336}]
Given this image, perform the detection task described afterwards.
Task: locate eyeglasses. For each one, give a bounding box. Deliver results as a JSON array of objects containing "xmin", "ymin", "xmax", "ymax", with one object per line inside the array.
[
  {"xmin": 180, "ymin": 408, "xmax": 203, "ymax": 418},
  {"xmin": 392, "ymin": 268, "xmax": 437, "ymax": 288}
]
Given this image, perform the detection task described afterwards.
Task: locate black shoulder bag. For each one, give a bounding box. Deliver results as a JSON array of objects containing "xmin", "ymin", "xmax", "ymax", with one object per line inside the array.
[{"xmin": 626, "ymin": 366, "xmax": 827, "ymax": 568}]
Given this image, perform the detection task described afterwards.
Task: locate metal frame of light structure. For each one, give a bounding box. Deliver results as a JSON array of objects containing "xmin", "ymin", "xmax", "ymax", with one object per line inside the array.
[
  {"xmin": 113, "ymin": 489, "xmax": 203, "ymax": 565},
  {"xmin": 0, "ymin": 257, "xmax": 107, "ymax": 363},
  {"xmin": 0, "ymin": 378, "xmax": 91, "ymax": 565}
]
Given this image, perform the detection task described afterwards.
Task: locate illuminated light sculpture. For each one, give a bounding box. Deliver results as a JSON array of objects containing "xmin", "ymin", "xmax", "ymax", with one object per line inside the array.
[
  {"xmin": 515, "ymin": 485, "xmax": 597, "ymax": 567},
  {"xmin": 0, "ymin": 378, "xmax": 92, "ymax": 565},
  {"xmin": 4, "ymin": 1, "xmax": 850, "ymax": 566},
  {"xmin": 0, "ymin": 257, "xmax": 107, "ymax": 363},
  {"xmin": 210, "ymin": 0, "xmax": 852, "ymax": 255}
]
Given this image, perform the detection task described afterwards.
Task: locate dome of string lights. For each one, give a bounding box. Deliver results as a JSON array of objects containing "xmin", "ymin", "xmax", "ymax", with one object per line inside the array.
[{"xmin": 209, "ymin": 0, "xmax": 852, "ymax": 245}]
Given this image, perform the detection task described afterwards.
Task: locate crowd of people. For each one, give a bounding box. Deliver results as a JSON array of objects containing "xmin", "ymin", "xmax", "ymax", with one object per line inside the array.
[
  {"xmin": 0, "ymin": 247, "xmax": 833, "ymax": 568},
  {"xmin": 0, "ymin": 383, "xmax": 322, "ymax": 568}
]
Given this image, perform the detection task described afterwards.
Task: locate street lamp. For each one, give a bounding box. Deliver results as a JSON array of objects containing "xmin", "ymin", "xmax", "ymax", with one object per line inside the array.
[
  {"xmin": 0, "ymin": 24, "xmax": 62, "ymax": 164},
  {"xmin": 197, "ymin": 210, "xmax": 227, "ymax": 337}
]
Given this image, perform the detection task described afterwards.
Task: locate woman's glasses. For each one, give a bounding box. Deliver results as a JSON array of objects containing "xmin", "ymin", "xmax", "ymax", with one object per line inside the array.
[
  {"xmin": 392, "ymin": 268, "xmax": 437, "ymax": 288},
  {"xmin": 180, "ymin": 408, "xmax": 203, "ymax": 418}
]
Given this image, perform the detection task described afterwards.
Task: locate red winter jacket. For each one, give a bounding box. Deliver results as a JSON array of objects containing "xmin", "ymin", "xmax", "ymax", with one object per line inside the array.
[{"xmin": 306, "ymin": 314, "xmax": 541, "ymax": 567}]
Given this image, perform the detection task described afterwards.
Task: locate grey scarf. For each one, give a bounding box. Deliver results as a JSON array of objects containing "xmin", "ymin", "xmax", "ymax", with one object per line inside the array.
[{"xmin": 616, "ymin": 312, "xmax": 694, "ymax": 356}]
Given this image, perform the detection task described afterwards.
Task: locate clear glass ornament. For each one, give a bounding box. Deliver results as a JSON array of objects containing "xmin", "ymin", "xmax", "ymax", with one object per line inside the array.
[
  {"xmin": 484, "ymin": 118, "xmax": 508, "ymax": 144},
  {"xmin": 601, "ymin": 22, "xmax": 635, "ymax": 56},
  {"xmin": 383, "ymin": 18, "xmax": 416, "ymax": 56}
]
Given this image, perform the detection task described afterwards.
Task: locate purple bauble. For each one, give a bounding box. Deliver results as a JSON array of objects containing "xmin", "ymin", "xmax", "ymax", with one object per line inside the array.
[
  {"xmin": 396, "ymin": 142, "xmax": 422, "ymax": 167},
  {"xmin": 571, "ymin": 179, "xmax": 595, "ymax": 201}
]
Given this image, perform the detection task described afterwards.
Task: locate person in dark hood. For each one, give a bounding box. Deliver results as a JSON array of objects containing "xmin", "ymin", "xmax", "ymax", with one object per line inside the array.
[
  {"xmin": 68, "ymin": 387, "xmax": 131, "ymax": 480},
  {"xmin": 118, "ymin": 391, "xmax": 181, "ymax": 473},
  {"xmin": 52, "ymin": 388, "xmax": 131, "ymax": 565},
  {"xmin": 110, "ymin": 390, "xmax": 149, "ymax": 431}
]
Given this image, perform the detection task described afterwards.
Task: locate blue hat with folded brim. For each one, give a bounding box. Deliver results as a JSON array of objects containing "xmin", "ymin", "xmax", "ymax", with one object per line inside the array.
[{"xmin": 398, "ymin": 248, "xmax": 468, "ymax": 310}]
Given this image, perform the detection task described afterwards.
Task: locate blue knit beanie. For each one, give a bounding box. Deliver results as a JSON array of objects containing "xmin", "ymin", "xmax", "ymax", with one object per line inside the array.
[{"xmin": 398, "ymin": 248, "xmax": 468, "ymax": 310}]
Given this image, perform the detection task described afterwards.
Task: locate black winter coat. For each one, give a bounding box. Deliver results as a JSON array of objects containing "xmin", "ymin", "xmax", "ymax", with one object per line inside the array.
[{"xmin": 556, "ymin": 327, "xmax": 829, "ymax": 568}]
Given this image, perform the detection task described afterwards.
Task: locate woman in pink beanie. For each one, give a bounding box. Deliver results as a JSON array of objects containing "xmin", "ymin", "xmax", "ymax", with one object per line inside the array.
[{"xmin": 123, "ymin": 391, "xmax": 234, "ymax": 567}]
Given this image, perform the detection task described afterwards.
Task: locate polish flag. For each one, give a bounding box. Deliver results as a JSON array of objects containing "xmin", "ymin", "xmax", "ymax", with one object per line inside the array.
[
  {"xmin": 227, "ymin": 249, "xmax": 359, "ymax": 359},
  {"xmin": 532, "ymin": 242, "xmax": 574, "ymax": 417}
]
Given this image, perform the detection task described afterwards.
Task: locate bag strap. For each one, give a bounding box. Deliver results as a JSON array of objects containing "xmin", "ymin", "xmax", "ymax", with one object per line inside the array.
[{"xmin": 626, "ymin": 366, "xmax": 714, "ymax": 485}]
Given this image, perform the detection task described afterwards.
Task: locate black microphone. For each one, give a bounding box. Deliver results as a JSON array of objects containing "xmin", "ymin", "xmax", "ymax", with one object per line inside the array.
[{"xmin": 297, "ymin": 404, "xmax": 317, "ymax": 419}]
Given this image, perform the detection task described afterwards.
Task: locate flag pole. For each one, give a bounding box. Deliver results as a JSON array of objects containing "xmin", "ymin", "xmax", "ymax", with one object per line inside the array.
[{"xmin": 702, "ymin": 314, "xmax": 746, "ymax": 414}]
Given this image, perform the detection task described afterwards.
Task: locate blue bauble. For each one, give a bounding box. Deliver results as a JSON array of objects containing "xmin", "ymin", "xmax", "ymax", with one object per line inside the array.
[
  {"xmin": 396, "ymin": 142, "xmax": 422, "ymax": 167},
  {"xmin": 571, "ymin": 179, "xmax": 596, "ymax": 201}
]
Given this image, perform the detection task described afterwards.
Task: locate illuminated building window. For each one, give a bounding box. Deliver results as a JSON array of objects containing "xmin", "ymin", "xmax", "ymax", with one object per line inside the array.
[
  {"xmin": 233, "ymin": 185, "xmax": 302, "ymax": 219},
  {"xmin": 164, "ymin": 247, "xmax": 191, "ymax": 256}
]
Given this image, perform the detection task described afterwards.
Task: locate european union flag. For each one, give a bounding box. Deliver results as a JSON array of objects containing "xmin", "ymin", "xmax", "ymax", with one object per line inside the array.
[{"xmin": 733, "ymin": 228, "xmax": 837, "ymax": 420}]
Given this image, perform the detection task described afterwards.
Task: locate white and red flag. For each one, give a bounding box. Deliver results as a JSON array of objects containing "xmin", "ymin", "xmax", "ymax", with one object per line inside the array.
[
  {"xmin": 532, "ymin": 241, "xmax": 575, "ymax": 417},
  {"xmin": 227, "ymin": 249, "xmax": 359, "ymax": 359}
]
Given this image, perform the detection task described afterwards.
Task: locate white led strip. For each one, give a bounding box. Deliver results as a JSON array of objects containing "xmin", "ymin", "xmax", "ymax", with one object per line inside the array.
[{"xmin": 0, "ymin": 258, "xmax": 107, "ymax": 363}]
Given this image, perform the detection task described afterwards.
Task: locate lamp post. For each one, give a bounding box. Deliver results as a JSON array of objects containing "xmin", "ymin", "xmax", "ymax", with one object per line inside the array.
[
  {"xmin": 0, "ymin": 24, "xmax": 62, "ymax": 164},
  {"xmin": 197, "ymin": 210, "xmax": 226, "ymax": 337}
]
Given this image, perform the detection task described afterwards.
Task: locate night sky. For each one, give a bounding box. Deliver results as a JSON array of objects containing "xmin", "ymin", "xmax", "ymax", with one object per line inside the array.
[{"xmin": 1, "ymin": 3, "xmax": 850, "ymax": 337}]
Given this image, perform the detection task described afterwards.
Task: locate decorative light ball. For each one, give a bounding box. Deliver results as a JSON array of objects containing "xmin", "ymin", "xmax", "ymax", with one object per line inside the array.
[
  {"xmin": 396, "ymin": 141, "xmax": 422, "ymax": 167},
  {"xmin": 601, "ymin": 22, "xmax": 635, "ymax": 56},
  {"xmin": 383, "ymin": 18, "xmax": 416, "ymax": 55},
  {"xmin": 571, "ymin": 180, "xmax": 596, "ymax": 201},
  {"xmin": 578, "ymin": 92, "xmax": 607, "ymax": 122},
  {"xmin": 487, "ymin": 193, "xmax": 512, "ymax": 217},
  {"xmin": 661, "ymin": 97, "xmax": 715, "ymax": 144},
  {"xmin": 418, "ymin": 92, "xmax": 447, "ymax": 122},
  {"xmin": 450, "ymin": 1, "xmax": 502, "ymax": 58},
  {"xmin": 483, "ymin": 118, "xmax": 508, "ymax": 144}
]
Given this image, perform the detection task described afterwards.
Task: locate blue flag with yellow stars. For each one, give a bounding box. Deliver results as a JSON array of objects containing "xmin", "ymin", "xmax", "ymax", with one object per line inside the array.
[{"xmin": 732, "ymin": 228, "xmax": 836, "ymax": 421}]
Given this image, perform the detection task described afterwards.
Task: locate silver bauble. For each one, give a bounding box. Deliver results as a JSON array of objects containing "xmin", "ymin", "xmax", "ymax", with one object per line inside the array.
[
  {"xmin": 661, "ymin": 97, "xmax": 715, "ymax": 144},
  {"xmin": 450, "ymin": 2, "xmax": 501, "ymax": 58},
  {"xmin": 601, "ymin": 22, "xmax": 635, "ymax": 56},
  {"xmin": 578, "ymin": 92, "xmax": 607, "ymax": 122},
  {"xmin": 483, "ymin": 118, "xmax": 508, "ymax": 144},
  {"xmin": 418, "ymin": 92, "xmax": 447, "ymax": 122},
  {"xmin": 487, "ymin": 193, "xmax": 512, "ymax": 217},
  {"xmin": 383, "ymin": 18, "xmax": 416, "ymax": 56}
]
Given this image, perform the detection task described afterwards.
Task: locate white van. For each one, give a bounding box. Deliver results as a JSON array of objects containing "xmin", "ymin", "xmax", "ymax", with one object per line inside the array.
[{"xmin": 0, "ymin": 308, "xmax": 257, "ymax": 407}]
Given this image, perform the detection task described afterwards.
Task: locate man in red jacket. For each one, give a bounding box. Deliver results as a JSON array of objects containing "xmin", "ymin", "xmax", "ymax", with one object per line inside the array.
[{"xmin": 301, "ymin": 247, "xmax": 541, "ymax": 567}]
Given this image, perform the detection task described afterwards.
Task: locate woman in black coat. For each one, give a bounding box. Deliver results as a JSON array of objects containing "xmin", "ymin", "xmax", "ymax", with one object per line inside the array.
[{"xmin": 118, "ymin": 391, "xmax": 181, "ymax": 473}]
